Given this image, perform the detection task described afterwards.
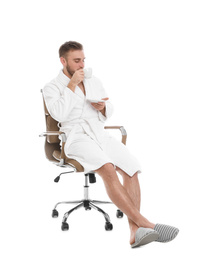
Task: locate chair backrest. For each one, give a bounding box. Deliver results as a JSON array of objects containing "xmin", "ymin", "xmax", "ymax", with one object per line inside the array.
[
  {"xmin": 41, "ymin": 90, "xmax": 84, "ymax": 172},
  {"xmin": 41, "ymin": 90, "xmax": 61, "ymax": 163},
  {"xmin": 42, "ymin": 95, "xmax": 60, "ymax": 143}
]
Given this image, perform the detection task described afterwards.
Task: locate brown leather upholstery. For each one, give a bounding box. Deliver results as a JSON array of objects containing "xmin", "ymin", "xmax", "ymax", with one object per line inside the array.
[
  {"xmin": 53, "ymin": 150, "xmax": 84, "ymax": 172},
  {"xmin": 43, "ymin": 97, "xmax": 60, "ymax": 144},
  {"xmin": 42, "ymin": 93, "xmax": 84, "ymax": 171}
]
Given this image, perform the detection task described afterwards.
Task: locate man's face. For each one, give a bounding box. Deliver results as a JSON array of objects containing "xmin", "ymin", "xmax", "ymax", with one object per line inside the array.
[{"xmin": 62, "ymin": 50, "xmax": 85, "ymax": 77}]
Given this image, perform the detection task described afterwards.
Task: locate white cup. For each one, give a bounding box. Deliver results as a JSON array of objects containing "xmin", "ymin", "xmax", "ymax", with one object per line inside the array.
[{"xmin": 83, "ymin": 68, "xmax": 92, "ymax": 78}]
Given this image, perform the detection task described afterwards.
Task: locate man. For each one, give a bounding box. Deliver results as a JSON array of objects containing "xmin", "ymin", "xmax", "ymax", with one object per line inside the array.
[{"xmin": 43, "ymin": 41, "xmax": 179, "ymax": 248}]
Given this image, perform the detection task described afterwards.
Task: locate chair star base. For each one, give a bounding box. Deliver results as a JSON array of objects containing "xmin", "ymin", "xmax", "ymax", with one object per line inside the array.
[{"xmin": 51, "ymin": 173, "xmax": 123, "ymax": 231}]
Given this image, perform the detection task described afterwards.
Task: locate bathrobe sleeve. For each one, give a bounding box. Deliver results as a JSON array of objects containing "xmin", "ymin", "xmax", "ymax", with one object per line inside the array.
[
  {"xmin": 96, "ymin": 79, "xmax": 114, "ymax": 122},
  {"xmin": 98, "ymin": 102, "xmax": 113, "ymax": 122},
  {"xmin": 43, "ymin": 81, "xmax": 79, "ymax": 122}
]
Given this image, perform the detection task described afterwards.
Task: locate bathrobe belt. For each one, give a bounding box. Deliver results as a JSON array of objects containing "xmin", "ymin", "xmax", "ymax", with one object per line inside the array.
[{"xmin": 60, "ymin": 119, "xmax": 104, "ymax": 152}]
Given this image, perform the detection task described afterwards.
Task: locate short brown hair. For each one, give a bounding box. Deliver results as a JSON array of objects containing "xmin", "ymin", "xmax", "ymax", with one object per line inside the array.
[{"xmin": 59, "ymin": 41, "xmax": 83, "ymax": 58}]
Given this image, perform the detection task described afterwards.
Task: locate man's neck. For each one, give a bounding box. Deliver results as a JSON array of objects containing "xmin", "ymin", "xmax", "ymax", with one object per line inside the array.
[{"xmin": 62, "ymin": 68, "xmax": 72, "ymax": 79}]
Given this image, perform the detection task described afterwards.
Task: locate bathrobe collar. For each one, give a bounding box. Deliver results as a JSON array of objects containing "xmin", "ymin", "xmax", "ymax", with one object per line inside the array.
[
  {"xmin": 57, "ymin": 69, "xmax": 71, "ymax": 86},
  {"xmin": 56, "ymin": 69, "xmax": 91, "ymax": 100}
]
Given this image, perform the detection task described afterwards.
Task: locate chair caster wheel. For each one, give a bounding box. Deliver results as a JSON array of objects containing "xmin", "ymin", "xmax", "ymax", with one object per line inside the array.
[
  {"xmin": 52, "ymin": 209, "xmax": 59, "ymax": 218},
  {"xmin": 116, "ymin": 209, "xmax": 123, "ymax": 218},
  {"xmin": 61, "ymin": 222, "xmax": 69, "ymax": 231},
  {"xmin": 105, "ymin": 222, "xmax": 113, "ymax": 231}
]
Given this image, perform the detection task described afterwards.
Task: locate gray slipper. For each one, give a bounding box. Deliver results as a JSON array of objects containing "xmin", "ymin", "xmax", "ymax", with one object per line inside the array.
[
  {"xmin": 131, "ymin": 227, "xmax": 159, "ymax": 248},
  {"xmin": 154, "ymin": 224, "xmax": 179, "ymax": 243}
]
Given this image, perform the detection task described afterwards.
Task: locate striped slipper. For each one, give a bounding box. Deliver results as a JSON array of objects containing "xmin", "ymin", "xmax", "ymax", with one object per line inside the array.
[
  {"xmin": 131, "ymin": 227, "xmax": 159, "ymax": 248},
  {"xmin": 154, "ymin": 224, "xmax": 179, "ymax": 243}
]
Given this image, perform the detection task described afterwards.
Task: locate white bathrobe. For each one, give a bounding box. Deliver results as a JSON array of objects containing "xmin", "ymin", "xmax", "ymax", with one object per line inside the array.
[{"xmin": 43, "ymin": 70, "xmax": 141, "ymax": 176}]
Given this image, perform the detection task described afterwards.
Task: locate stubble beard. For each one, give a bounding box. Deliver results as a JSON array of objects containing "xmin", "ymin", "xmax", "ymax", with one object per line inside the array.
[{"xmin": 66, "ymin": 64, "xmax": 75, "ymax": 78}]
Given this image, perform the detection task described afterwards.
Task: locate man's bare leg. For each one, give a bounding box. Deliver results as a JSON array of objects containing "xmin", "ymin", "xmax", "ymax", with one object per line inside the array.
[
  {"xmin": 96, "ymin": 163, "xmax": 155, "ymax": 244},
  {"xmin": 116, "ymin": 167, "xmax": 147, "ymax": 244}
]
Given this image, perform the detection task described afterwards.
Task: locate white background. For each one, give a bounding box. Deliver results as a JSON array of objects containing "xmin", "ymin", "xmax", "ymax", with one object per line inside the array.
[{"xmin": 1, "ymin": 0, "xmax": 212, "ymax": 259}]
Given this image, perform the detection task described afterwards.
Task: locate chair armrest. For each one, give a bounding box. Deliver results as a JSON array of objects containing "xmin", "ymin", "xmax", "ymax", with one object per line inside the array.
[
  {"xmin": 104, "ymin": 126, "xmax": 127, "ymax": 145},
  {"xmin": 39, "ymin": 131, "xmax": 66, "ymax": 166},
  {"xmin": 39, "ymin": 131, "xmax": 67, "ymax": 142}
]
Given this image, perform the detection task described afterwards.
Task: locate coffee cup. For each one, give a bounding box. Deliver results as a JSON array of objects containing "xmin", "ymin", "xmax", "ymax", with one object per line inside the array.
[{"xmin": 83, "ymin": 68, "xmax": 92, "ymax": 78}]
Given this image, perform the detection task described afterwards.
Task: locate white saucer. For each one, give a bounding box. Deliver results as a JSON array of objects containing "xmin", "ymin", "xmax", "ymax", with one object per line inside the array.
[{"xmin": 87, "ymin": 99, "xmax": 106, "ymax": 103}]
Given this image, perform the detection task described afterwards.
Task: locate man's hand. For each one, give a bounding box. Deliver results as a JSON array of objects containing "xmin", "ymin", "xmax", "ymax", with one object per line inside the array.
[
  {"xmin": 91, "ymin": 97, "xmax": 109, "ymax": 116},
  {"xmin": 68, "ymin": 69, "xmax": 84, "ymax": 91}
]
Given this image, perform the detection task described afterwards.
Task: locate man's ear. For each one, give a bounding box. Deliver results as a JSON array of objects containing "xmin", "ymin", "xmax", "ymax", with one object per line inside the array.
[{"xmin": 60, "ymin": 56, "xmax": 66, "ymax": 66}]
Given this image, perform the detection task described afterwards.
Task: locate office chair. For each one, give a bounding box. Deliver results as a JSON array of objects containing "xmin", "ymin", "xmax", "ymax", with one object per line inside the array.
[{"xmin": 39, "ymin": 90, "xmax": 126, "ymax": 231}]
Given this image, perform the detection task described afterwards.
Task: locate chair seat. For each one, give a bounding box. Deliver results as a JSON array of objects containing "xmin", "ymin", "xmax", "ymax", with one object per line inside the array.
[{"xmin": 53, "ymin": 150, "xmax": 84, "ymax": 172}]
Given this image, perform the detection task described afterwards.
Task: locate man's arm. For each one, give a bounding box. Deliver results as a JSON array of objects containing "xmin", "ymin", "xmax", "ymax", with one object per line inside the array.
[
  {"xmin": 43, "ymin": 83, "xmax": 78, "ymax": 122},
  {"xmin": 100, "ymin": 107, "xmax": 106, "ymax": 117},
  {"xmin": 91, "ymin": 97, "xmax": 109, "ymax": 117},
  {"xmin": 67, "ymin": 69, "xmax": 84, "ymax": 92}
]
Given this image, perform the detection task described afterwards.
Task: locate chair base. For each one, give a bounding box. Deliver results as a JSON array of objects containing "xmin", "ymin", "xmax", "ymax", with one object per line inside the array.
[
  {"xmin": 60, "ymin": 199, "xmax": 113, "ymax": 231},
  {"xmin": 51, "ymin": 173, "xmax": 123, "ymax": 231}
]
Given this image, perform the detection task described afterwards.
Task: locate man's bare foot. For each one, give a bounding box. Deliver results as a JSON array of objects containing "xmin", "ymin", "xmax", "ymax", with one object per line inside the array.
[
  {"xmin": 130, "ymin": 223, "xmax": 156, "ymax": 245},
  {"xmin": 130, "ymin": 226, "xmax": 138, "ymax": 245}
]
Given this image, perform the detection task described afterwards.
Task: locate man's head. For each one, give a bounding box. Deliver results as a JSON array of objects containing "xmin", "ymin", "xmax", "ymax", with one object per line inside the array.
[{"xmin": 59, "ymin": 41, "xmax": 85, "ymax": 78}]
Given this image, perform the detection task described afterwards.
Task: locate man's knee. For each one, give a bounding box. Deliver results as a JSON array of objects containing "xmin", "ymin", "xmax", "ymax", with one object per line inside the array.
[
  {"xmin": 97, "ymin": 163, "xmax": 114, "ymax": 172},
  {"xmin": 96, "ymin": 163, "xmax": 116, "ymax": 177}
]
